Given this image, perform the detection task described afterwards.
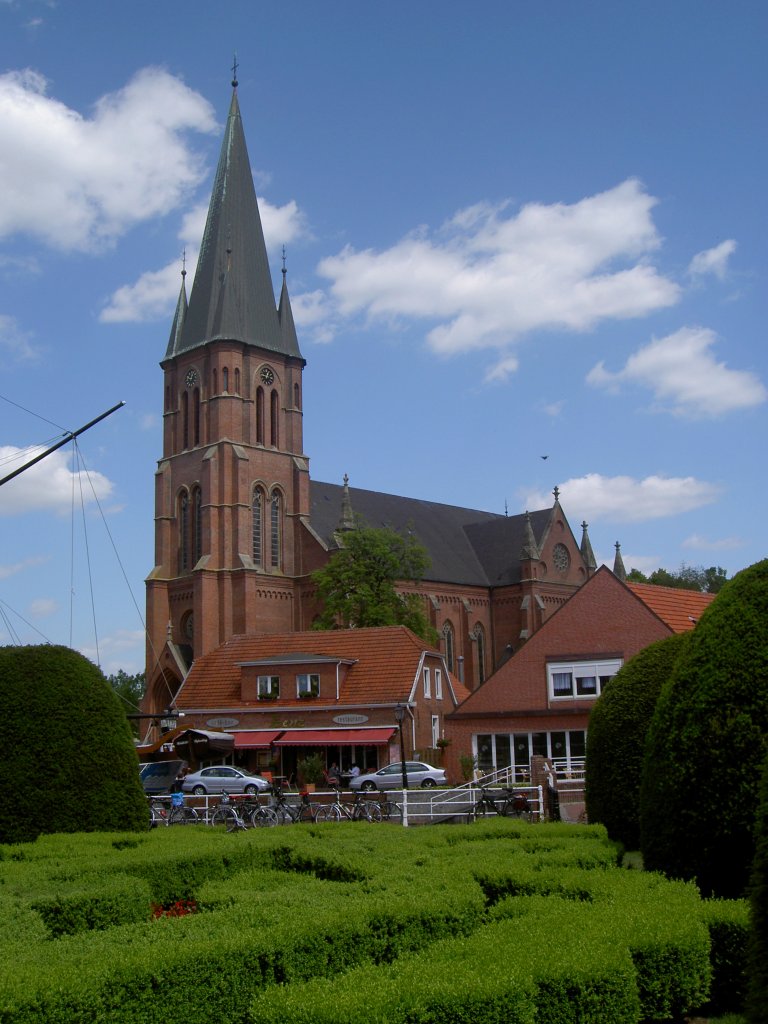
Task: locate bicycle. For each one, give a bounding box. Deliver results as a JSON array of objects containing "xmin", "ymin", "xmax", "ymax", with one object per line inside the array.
[
  {"xmin": 316, "ymin": 788, "xmax": 383, "ymax": 823},
  {"xmin": 471, "ymin": 786, "xmax": 532, "ymax": 822},
  {"xmin": 376, "ymin": 796, "xmax": 403, "ymax": 823},
  {"xmin": 210, "ymin": 793, "xmax": 249, "ymax": 832},
  {"xmin": 270, "ymin": 788, "xmax": 318, "ymax": 824},
  {"xmin": 166, "ymin": 791, "xmax": 200, "ymax": 825}
]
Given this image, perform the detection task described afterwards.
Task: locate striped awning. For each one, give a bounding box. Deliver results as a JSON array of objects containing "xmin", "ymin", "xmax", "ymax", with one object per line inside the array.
[{"xmin": 233, "ymin": 730, "xmax": 284, "ymax": 749}]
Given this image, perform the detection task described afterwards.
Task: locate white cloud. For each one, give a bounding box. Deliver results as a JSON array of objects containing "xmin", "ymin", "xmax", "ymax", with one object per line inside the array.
[
  {"xmin": 0, "ymin": 554, "xmax": 46, "ymax": 580},
  {"xmin": 522, "ymin": 472, "xmax": 721, "ymax": 523},
  {"xmin": 100, "ymin": 196, "xmax": 307, "ymax": 323},
  {"xmin": 682, "ymin": 533, "xmax": 744, "ymax": 552},
  {"xmin": 542, "ymin": 400, "xmax": 565, "ymax": 417},
  {"xmin": 587, "ymin": 326, "xmax": 767, "ymax": 417},
  {"xmin": 0, "ymin": 67, "xmax": 217, "ymax": 251},
  {"xmin": 484, "ymin": 355, "xmax": 519, "ymax": 383},
  {"xmin": 317, "ymin": 179, "xmax": 680, "ymax": 355},
  {"xmin": 79, "ymin": 628, "xmax": 146, "ymax": 676},
  {"xmin": 0, "ymin": 447, "xmax": 113, "ymax": 516},
  {"xmin": 0, "ymin": 313, "xmax": 39, "ymax": 361},
  {"xmin": 28, "ymin": 597, "xmax": 57, "ymax": 617},
  {"xmin": 688, "ymin": 240, "xmax": 736, "ymax": 280}
]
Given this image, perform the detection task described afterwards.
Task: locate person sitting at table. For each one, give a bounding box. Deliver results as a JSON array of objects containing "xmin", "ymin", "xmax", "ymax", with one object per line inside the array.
[
  {"xmin": 324, "ymin": 763, "xmax": 340, "ymax": 786},
  {"xmin": 349, "ymin": 763, "xmax": 361, "ymax": 779}
]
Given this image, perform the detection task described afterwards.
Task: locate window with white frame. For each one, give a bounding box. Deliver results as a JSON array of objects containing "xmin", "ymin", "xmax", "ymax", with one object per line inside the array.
[
  {"xmin": 257, "ymin": 675, "xmax": 280, "ymax": 699},
  {"xmin": 431, "ymin": 715, "xmax": 440, "ymax": 748},
  {"xmin": 547, "ymin": 659, "xmax": 622, "ymax": 701},
  {"xmin": 297, "ymin": 673, "xmax": 320, "ymax": 698},
  {"xmin": 423, "ymin": 666, "xmax": 431, "ymax": 698},
  {"xmin": 435, "ymin": 668, "xmax": 443, "ymax": 699}
]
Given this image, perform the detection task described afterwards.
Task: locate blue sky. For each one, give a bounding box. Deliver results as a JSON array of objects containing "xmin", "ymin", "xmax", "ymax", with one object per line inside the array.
[{"xmin": 1, "ymin": 1, "xmax": 766, "ymax": 675}]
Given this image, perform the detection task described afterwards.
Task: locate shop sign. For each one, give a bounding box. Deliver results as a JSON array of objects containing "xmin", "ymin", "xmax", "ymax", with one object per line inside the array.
[
  {"xmin": 206, "ymin": 717, "xmax": 239, "ymax": 729},
  {"xmin": 333, "ymin": 714, "xmax": 369, "ymax": 725}
]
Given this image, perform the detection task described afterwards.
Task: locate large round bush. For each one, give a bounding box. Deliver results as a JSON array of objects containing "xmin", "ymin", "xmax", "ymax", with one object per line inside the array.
[
  {"xmin": 747, "ymin": 754, "xmax": 768, "ymax": 1023},
  {"xmin": 585, "ymin": 631, "xmax": 689, "ymax": 850},
  {"xmin": 640, "ymin": 559, "xmax": 768, "ymax": 898},
  {"xmin": 0, "ymin": 645, "xmax": 147, "ymax": 843}
]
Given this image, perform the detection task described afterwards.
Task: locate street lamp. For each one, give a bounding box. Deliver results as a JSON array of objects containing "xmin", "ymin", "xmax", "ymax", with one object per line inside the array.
[{"xmin": 394, "ymin": 703, "xmax": 408, "ymax": 791}]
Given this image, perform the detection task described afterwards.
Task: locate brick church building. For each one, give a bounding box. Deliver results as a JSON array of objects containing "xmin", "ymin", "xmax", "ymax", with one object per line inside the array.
[{"xmin": 143, "ymin": 80, "xmax": 599, "ymax": 725}]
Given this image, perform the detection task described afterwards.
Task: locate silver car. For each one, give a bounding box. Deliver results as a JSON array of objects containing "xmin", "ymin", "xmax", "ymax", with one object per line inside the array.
[
  {"xmin": 349, "ymin": 761, "xmax": 446, "ymax": 791},
  {"xmin": 181, "ymin": 765, "xmax": 271, "ymax": 796}
]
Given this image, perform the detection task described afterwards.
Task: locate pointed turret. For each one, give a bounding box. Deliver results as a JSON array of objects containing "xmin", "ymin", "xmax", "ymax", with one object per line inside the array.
[
  {"xmin": 520, "ymin": 511, "xmax": 540, "ymax": 560},
  {"xmin": 580, "ymin": 521, "xmax": 597, "ymax": 575},
  {"xmin": 277, "ymin": 263, "xmax": 302, "ymax": 359},
  {"xmin": 337, "ymin": 473, "xmax": 355, "ymax": 533},
  {"xmin": 176, "ymin": 85, "xmax": 302, "ymax": 359},
  {"xmin": 165, "ymin": 268, "xmax": 188, "ymax": 358},
  {"xmin": 613, "ymin": 541, "xmax": 627, "ymax": 581}
]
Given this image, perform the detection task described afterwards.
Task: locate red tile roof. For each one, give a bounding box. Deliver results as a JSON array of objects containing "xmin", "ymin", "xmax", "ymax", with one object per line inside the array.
[
  {"xmin": 177, "ymin": 626, "xmax": 469, "ymax": 710},
  {"xmin": 626, "ymin": 582, "xmax": 716, "ymax": 633}
]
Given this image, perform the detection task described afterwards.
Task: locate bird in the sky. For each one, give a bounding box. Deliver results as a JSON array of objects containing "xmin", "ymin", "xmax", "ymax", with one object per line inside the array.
[{"xmin": 540, "ymin": 455, "xmax": 549, "ymax": 460}]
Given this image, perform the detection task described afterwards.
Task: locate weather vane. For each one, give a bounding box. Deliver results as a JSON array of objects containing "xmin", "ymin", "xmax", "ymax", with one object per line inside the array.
[{"xmin": 231, "ymin": 54, "xmax": 239, "ymax": 88}]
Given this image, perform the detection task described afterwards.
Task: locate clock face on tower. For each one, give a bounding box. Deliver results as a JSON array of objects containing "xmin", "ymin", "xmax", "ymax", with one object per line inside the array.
[
  {"xmin": 260, "ymin": 366, "xmax": 275, "ymax": 386},
  {"xmin": 552, "ymin": 543, "xmax": 571, "ymax": 573},
  {"xmin": 185, "ymin": 368, "xmax": 198, "ymax": 388}
]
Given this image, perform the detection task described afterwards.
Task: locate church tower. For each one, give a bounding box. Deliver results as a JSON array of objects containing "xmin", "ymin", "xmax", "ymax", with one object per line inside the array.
[{"xmin": 145, "ymin": 77, "xmax": 309, "ymax": 702}]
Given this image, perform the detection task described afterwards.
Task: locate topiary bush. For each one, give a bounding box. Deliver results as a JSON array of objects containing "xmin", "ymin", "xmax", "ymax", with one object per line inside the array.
[
  {"xmin": 585, "ymin": 632, "xmax": 690, "ymax": 850},
  {"xmin": 0, "ymin": 645, "xmax": 148, "ymax": 843},
  {"xmin": 746, "ymin": 753, "xmax": 768, "ymax": 1022},
  {"xmin": 640, "ymin": 559, "xmax": 768, "ymax": 898}
]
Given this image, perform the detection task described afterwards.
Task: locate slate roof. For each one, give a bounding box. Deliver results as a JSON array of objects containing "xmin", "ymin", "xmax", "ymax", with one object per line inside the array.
[
  {"xmin": 309, "ymin": 479, "xmax": 553, "ymax": 587},
  {"xmin": 626, "ymin": 582, "xmax": 717, "ymax": 633},
  {"xmin": 169, "ymin": 88, "xmax": 302, "ymax": 361},
  {"xmin": 176, "ymin": 626, "xmax": 470, "ymax": 710}
]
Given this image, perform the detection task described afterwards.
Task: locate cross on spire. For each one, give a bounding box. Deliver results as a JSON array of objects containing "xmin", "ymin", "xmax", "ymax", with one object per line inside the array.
[{"xmin": 231, "ymin": 54, "xmax": 239, "ymax": 89}]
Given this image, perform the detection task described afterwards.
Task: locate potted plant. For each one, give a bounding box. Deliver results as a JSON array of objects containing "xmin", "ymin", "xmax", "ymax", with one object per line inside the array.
[
  {"xmin": 296, "ymin": 753, "xmax": 325, "ymax": 792},
  {"xmin": 459, "ymin": 753, "xmax": 477, "ymax": 783}
]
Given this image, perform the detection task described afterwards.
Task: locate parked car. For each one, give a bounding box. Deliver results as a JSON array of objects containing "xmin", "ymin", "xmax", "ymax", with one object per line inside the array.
[
  {"xmin": 181, "ymin": 765, "xmax": 271, "ymax": 795},
  {"xmin": 140, "ymin": 759, "xmax": 186, "ymax": 795},
  {"xmin": 349, "ymin": 761, "xmax": 446, "ymax": 791}
]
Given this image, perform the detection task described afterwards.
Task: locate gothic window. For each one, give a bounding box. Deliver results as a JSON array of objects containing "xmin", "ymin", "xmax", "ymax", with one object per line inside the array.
[
  {"xmin": 252, "ymin": 487, "xmax": 264, "ymax": 568},
  {"xmin": 234, "ymin": 368, "xmax": 240, "ymax": 394},
  {"xmin": 270, "ymin": 490, "xmax": 281, "ymax": 569},
  {"xmin": 193, "ymin": 388, "xmax": 200, "ymax": 446},
  {"xmin": 270, "ymin": 389, "xmax": 279, "ymax": 447},
  {"xmin": 212, "ymin": 368, "xmax": 218, "ymax": 394},
  {"xmin": 181, "ymin": 391, "xmax": 189, "ymax": 449},
  {"xmin": 222, "ymin": 366, "xmax": 229, "ymax": 392},
  {"xmin": 442, "ymin": 621, "xmax": 455, "ymax": 673},
  {"xmin": 474, "ymin": 623, "xmax": 487, "ymax": 684},
  {"xmin": 191, "ymin": 486, "xmax": 202, "ymax": 565},
  {"xmin": 294, "ymin": 382, "xmax": 300, "ymax": 409},
  {"xmin": 164, "ymin": 385, "xmax": 171, "ymax": 412},
  {"xmin": 178, "ymin": 490, "xmax": 190, "ymax": 572},
  {"xmin": 256, "ymin": 387, "xmax": 265, "ymax": 444}
]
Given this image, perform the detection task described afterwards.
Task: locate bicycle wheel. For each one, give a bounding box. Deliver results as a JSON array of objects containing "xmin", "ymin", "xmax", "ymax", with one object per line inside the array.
[
  {"xmin": 380, "ymin": 799, "xmax": 402, "ymax": 822},
  {"xmin": 250, "ymin": 807, "xmax": 279, "ymax": 828},
  {"xmin": 363, "ymin": 801, "xmax": 383, "ymax": 823},
  {"xmin": 212, "ymin": 806, "xmax": 244, "ymax": 831},
  {"xmin": 321, "ymin": 804, "xmax": 342, "ymax": 822}
]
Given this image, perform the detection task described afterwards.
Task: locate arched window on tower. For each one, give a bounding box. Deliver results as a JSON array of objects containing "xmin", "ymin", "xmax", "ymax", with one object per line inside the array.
[
  {"xmin": 193, "ymin": 388, "xmax": 201, "ymax": 446},
  {"xmin": 293, "ymin": 382, "xmax": 300, "ymax": 410},
  {"xmin": 191, "ymin": 486, "xmax": 202, "ymax": 565},
  {"xmin": 178, "ymin": 490, "xmax": 190, "ymax": 572},
  {"xmin": 252, "ymin": 487, "xmax": 264, "ymax": 568},
  {"xmin": 234, "ymin": 368, "xmax": 240, "ymax": 394},
  {"xmin": 473, "ymin": 623, "xmax": 487, "ymax": 685},
  {"xmin": 222, "ymin": 366, "xmax": 229, "ymax": 392},
  {"xmin": 181, "ymin": 391, "xmax": 189, "ymax": 449},
  {"xmin": 270, "ymin": 490, "xmax": 282, "ymax": 569},
  {"xmin": 256, "ymin": 387, "xmax": 265, "ymax": 444},
  {"xmin": 270, "ymin": 389, "xmax": 279, "ymax": 447},
  {"xmin": 212, "ymin": 368, "xmax": 218, "ymax": 394},
  {"xmin": 165, "ymin": 385, "xmax": 171, "ymax": 412},
  {"xmin": 442, "ymin": 621, "xmax": 455, "ymax": 673}
]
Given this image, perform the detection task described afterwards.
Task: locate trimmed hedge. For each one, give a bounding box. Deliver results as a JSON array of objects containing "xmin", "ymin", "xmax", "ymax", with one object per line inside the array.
[
  {"xmin": 747, "ymin": 754, "xmax": 768, "ymax": 1022},
  {"xmin": 0, "ymin": 645, "xmax": 147, "ymax": 843},
  {"xmin": 585, "ymin": 632, "xmax": 689, "ymax": 849},
  {"xmin": 640, "ymin": 559, "xmax": 768, "ymax": 898},
  {"xmin": 0, "ymin": 820, "xmax": 749, "ymax": 1022}
]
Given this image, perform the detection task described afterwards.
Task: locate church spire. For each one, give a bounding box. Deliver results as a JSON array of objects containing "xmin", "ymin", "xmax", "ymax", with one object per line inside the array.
[
  {"xmin": 165, "ymin": 263, "xmax": 188, "ymax": 358},
  {"xmin": 520, "ymin": 511, "xmax": 540, "ymax": 560},
  {"xmin": 277, "ymin": 250, "xmax": 302, "ymax": 359},
  {"xmin": 580, "ymin": 521, "xmax": 597, "ymax": 575},
  {"xmin": 613, "ymin": 541, "xmax": 627, "ymax": 581},
  {"xmin": 337, "ymin": 473, "xmax": 355, "ymax": 533},
  {"xmin": 175, "ymin": 80, "xmax": 302, "ymax": 360}
]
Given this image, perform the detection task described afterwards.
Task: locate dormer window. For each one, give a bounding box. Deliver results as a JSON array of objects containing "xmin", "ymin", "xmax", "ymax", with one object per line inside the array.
[
  {"xmin": 257, "ymin": 675, "xmax": 280, "ymax": 700},
  {"xmin": 547, "ymin": 659, "xmax": 622, "ymax": 701},
  {"xmin": 297, "ymin": 673, "xmax": 319, "ymax": 698}
]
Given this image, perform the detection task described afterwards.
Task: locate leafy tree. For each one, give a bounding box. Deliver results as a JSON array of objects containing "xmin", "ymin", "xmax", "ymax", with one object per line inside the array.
[
  {"xmin": 312, "ymin": 525, "xmax": 438, "ymax": 644},
  {"xmin": 585, "ymin": 632, "xmax": 690, "ymax": 850},
  {"xmin": 0, "ymin": 645, "xmax": 148, "ymax": 843},
  {"xmin": 640, "ymin": 559, "xmax": 768, "ymax": 898},
  {"xmin": 746, "ymin": 754, "xmax": 768, "ymax": 1022},
  {"xmin": 107, "ymin": 670, "xmax": 146, "ymax": 738},
  {"xmin": 627, "ymin": 563, "xmax": 729, "ymax": 593}
]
